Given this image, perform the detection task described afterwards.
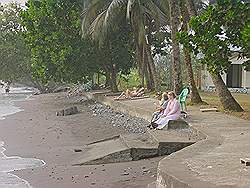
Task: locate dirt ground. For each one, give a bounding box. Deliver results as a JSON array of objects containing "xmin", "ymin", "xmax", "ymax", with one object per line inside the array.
[
  {"xmin": 199, "ymin": 92, "xmax": 250, "ymax": 120},
  {"xmin": 0, "ymin": 93, "xmax": 161, "ymax": 188}
]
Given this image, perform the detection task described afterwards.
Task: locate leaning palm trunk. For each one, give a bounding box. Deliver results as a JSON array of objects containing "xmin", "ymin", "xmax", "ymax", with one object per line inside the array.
[
  {"xmin": 180, "ymin": 0, "xmax": 203, "ymax": 103},
  {"xmin": 185, "ymin": 0, "xmax": 203, "ymax": 89},
  {"xmin": 210, "ymin": 72, "xmax": 243, "ymax": 112},
  {"xmin": 169, "ymin": 0, "xmax": 182, "ymax": 94},
  {"xmin": 136, "ymin": 43, "xmax": 145, "ymax": 86},
  {"xmin": 144, "ymin": 51, "xmax": 153, "ymax": 90},
  {"xmin": 145, "ymin": 43, "xmax": 161, "ymax": 91},
  {"xmin": 183, "ymin": 49, "xmax": 203, "ymax": 103}
]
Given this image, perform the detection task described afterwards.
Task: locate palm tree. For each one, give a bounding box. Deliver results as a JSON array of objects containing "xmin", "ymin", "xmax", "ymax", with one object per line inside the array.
[
  {"xmin": 168, "ymin": 0, "xmax": 183, "ymax": 94},
  {"xmin": 156, "ymin": 0, "xmax": 183, "ymax": 94},
  {"xmin": 180, "ymin": 0, "xmax": 203, "ymax": 103},
  {"xmin": 81, "ymin": 0, "xmax": 165, "ymax": 91}
]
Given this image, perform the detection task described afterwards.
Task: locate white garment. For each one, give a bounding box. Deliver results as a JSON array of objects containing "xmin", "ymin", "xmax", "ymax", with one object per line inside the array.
[{"xmin": 154, "ymin": 98, "xmax": 181, "ymax": 129}]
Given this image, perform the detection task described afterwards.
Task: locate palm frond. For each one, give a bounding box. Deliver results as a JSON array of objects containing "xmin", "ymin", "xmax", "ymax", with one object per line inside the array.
[
  {"xmin": 81, "ymin": 0, "xmax": 105, "ymax": 37},
  {"xmin": 144, "ymin": 0, "xmax": 168, "ymax": 26},
  {"xmin": 126, "ymin": 0, "xmax": 135, "ymax": 19},
  {"xmin": 103, "ymin": 0, "xmax": 127, "ymax": 30},
  {"xmin": 89, "ymin": 9, "xmax": 107, "ymax": 41}
]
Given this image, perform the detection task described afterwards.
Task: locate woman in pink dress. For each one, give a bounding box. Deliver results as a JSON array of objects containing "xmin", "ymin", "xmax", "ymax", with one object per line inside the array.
[{"xmin": 151, "ymin": 91, "xmax": 181, "ymax": 129}]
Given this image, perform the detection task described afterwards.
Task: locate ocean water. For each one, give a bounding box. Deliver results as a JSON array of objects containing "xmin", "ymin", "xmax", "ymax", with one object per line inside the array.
[{"xmin": 0, "ymin": 87, "xmax": 45, "ymax": 188}]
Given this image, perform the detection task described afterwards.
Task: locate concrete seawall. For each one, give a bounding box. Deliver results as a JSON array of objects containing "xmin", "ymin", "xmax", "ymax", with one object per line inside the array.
[{"xmin": 83, "ymin": 91, "xmax": 250, "ymax": 188}]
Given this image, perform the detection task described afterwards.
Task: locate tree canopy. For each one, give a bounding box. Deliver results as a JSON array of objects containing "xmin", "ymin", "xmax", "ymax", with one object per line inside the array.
[
  {"xmin": 0, "ymin": 3, "xmax": 31, "ymax": 82},
  {"xmin": 20, "ymin": 0, "xmax": 134, "ymax": 86},
  {"xmin": 178, "ymin": 0, "xmax": 249, "ymax": 74}
]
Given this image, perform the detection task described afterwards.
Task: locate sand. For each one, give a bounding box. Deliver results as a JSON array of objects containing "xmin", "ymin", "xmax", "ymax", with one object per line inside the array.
[{"xmin": 0, "ymin": 93, "xmax": 161, "ymax": 188}]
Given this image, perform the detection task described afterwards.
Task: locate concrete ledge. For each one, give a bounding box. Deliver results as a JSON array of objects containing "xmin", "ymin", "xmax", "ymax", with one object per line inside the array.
[
  {"xmin": 156, "ymin": 135, "xmax": 224, "ymax": 188},
  {"xmin": 82, "ymin": 91, "xmax": 250, "ymax": 188}
]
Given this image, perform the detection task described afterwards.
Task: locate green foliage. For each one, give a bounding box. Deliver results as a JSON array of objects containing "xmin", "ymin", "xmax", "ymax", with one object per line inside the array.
[
  {"xmin": 0, "ymin": 3, "xmax": 31, "ymax": 82},
  {"xmin": 178, "ymin": 0, "xmax": 250, "ymax": 74},
  {"xmin": 20, "ymin": 0, "xmax": 133, "ymax": 85},
  {"xmin": 21, "ymin": 0, "xmax": 93, "ymax": 83},
  {"xmin": 118, "ymin": 68, "xmax": 142, "ymax": 90}
]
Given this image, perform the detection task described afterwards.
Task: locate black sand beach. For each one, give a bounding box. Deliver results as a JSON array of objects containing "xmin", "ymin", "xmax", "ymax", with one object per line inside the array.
[{"xmin": 0, "ymin": 92, "xmax": 161, "ymax": 188}]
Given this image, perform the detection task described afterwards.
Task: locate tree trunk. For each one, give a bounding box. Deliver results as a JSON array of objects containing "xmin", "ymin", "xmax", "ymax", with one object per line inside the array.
[
  {"xmin": 97, "ymin": 73, "xmax": 100, "ymax": 86},
  {"xmin": 144, "ymin": 49, "xmax": 153, "ymax": 91},
  {"xmin": 145, "ymin": 43, "xmax": 160, "ymax": 91},
  {"xmin": 91, "ymin": 74, "xmax": 95, "ymax": 86},
  {"xmin": 183, "ymin": 49, "xmax": 203, "ymax": 103},
  {"xmin": 136, "ymin": 43, "xmax": 145, "ymax": 87},
  {"xmin": 180, "ymin": 0, "xmax": 203, "ymax": 103},
  {"xmin": 210, "ymin": 72, "xmax": 243, "ymax": 112},
  {"xmin": 105, "ymin": 71, "xmax": 111, "ymax": 88},
  {"xmin": 110, "ymin": 64, "xmax": 118, "ymax": 92},
  {"xmin": 169, "ymin": 0, "xmax": 182, "ymax": 94},
  {"xmin": 185, "ymin": 0, "xmax": 202, "ymax": 89}
]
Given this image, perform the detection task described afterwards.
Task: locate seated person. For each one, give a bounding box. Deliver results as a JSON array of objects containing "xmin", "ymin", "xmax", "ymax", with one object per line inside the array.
[
  {"xmin": 150, "ymin": 92, "xmax": 169, "ymax": 123},
  {"xmin": 149, "ymin": 91, "xmax": 181, "ymax": 130},
  {"xmin": 5, "ymin": 83, "xmax": 10, "ymax": 93},
  {"xmin": 115, "ymin": 86, "xmax": 144, "ymax": 100}
]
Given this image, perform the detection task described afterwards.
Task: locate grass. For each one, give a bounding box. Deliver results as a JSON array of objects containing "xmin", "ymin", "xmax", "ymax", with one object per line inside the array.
[{"xmin": 198, "ymin": 92, "xmax": 250, "ymax": 121}]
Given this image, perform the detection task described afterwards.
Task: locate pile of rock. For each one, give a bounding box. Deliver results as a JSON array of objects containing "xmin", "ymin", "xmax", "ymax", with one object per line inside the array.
[{"xmin": 88, "ymin": 103, "xmax": 148, "ymax": 134}]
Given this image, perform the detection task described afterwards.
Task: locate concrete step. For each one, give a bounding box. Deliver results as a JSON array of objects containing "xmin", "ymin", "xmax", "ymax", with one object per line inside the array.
[
  {"xmin": 73, "ymin": 133, "xmax": 159, "ymax": 165},
  {"xmin": 73, "ymin": 136, "xmax": 130, "ymax": 165},
  {"xmin": 148, "ymin": 130, "xmax": 196, "ymax": 156},
  {"xmin": 120, "ymin": 133, "xmax": 159, "ymax": 160},
  {"xmin": 72, "ymin": 129, "xmax": 201, "ymax": 165},
  {"xmin": 120, "ymin": 133, "xmax": 158, "ymax": 148}
]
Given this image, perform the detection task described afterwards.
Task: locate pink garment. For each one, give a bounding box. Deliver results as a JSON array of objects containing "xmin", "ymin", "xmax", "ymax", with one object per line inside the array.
[{"xmin": 155, "ymin": 98, "xmax": 181, "ymax": 129}]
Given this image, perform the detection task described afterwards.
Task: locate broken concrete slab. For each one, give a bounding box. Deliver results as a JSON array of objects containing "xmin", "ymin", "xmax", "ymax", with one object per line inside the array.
[
  {"xmin": 73, "ymin": 136, "xmax": 130, "ymax": 165},
  {"xmin": 73, "ymin": 130, "xmax": 201, "ymax": 166}
]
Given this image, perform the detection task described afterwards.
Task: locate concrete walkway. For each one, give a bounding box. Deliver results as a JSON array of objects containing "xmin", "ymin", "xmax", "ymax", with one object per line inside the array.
[{"xmin": 84, "ymin": 91, "xmax": 250, "ymax": 188}]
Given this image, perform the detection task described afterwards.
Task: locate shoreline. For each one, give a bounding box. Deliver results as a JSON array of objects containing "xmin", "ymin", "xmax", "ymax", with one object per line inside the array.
[
  {"xmin": 0, "ymin": 92, "xmax": 160, "ymax": 188},
  {"xmin": 0, "ymin": 92, "xmax": 45, "ymax": 188}
]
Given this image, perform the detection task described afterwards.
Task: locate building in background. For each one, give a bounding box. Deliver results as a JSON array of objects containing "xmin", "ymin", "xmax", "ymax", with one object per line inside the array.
[{"xmin": 201, "ymin": 55, "xmax": 250, "ymax": 93}]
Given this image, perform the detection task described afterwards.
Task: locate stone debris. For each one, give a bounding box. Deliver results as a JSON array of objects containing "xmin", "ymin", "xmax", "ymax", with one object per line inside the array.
[
  {"xmin": 123, "ymin": 172, "xmax": 130, "ymax": 176},
  {"xmin": 240, "ymin": 158, "xmax": 250, "ymax": 166},
  {"xmin": 88, "ymin": 102, "xmax": 148, "ymax": 134},
  {"xmin": 74, "ymin": 149, "xmax": 82, "ymax": 152},
  {"xmin": 56, "ymin": 106, "xmax": 79, "ymax": 116}
]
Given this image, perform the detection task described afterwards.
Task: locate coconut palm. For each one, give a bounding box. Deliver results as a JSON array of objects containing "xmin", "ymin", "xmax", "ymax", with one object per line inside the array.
[
  {"xmin": 179, "ymin": 0, "xmax": 203, "ymax": 103},
  {"xmin": 81, "ymin": 0, "xmax": 166, "ymax": 91},
  {"xmin": 158, "ymin": 0, "xmax": 203, "ymax": 100}
]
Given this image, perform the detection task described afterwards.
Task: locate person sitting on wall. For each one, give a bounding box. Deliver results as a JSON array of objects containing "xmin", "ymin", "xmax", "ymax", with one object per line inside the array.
[
  {"xmin": 149, "ymin": 91, "xmax": 181, "ymax": 130},
  {"xmin": 149, "ymin": 92, "xmax": 169, "ymax": 123},
  {"xmin": 114, "ymin": 85, "xmax": 145, "ymax": 100},
  {"xmin": 5, "ymin": 82, "xmax": 10, "ymax": 93}
]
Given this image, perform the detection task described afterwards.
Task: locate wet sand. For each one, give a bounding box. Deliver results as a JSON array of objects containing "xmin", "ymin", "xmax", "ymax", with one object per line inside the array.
[{"xmin": 0, "ymin": 93, "xmax": 161, "ymax": 188}]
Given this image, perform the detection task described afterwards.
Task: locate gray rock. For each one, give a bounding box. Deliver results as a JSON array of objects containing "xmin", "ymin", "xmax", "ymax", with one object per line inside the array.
[
  {"xmin": 123, "ymin": 172, "xmax": 129, "ymax": 176},
  {"xmin": 56, "ymin": 106, "xmax": 78, "ymax": 116},
  {"xmin": 87, "ymin": 102, "xmax": 148, "ymax": 134},
  {"xmin": 53, "ymin": 86, "xmax": 70, "ymax": 93},
  {"xmin": 167, "ymin": 119, "xmax": 189, "ymax": 130}
]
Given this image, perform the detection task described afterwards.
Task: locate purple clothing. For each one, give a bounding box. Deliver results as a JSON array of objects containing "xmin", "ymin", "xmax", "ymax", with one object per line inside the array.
[{"xmin": 155, "ymin": 98, "xmax": 181, "ymax": 129}]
